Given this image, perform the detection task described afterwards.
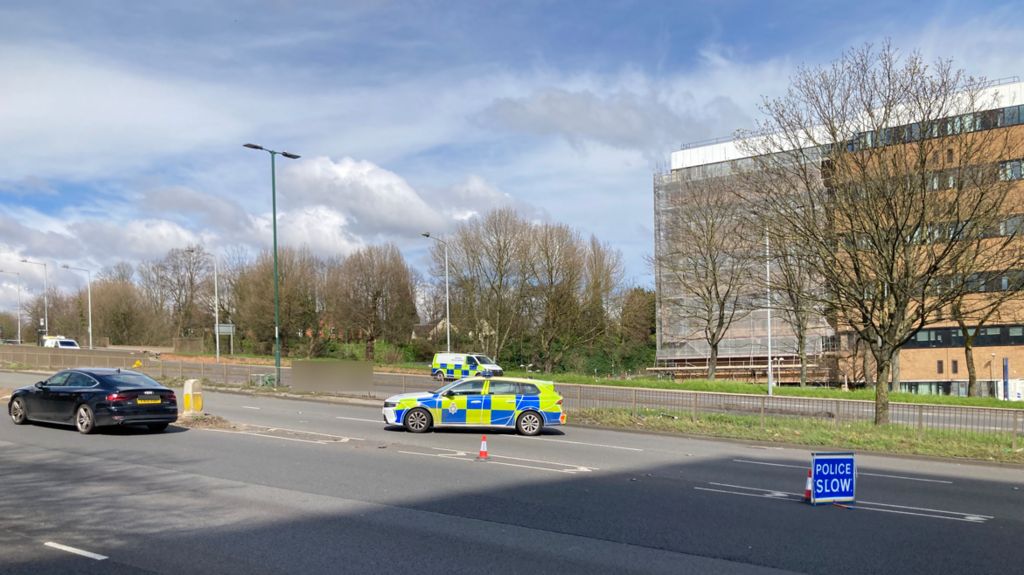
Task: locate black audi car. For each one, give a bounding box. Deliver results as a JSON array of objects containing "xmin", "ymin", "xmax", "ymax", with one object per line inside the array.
[{"xmin": 7, "ymin": 368, "xmax": 178, "ymax": 434}]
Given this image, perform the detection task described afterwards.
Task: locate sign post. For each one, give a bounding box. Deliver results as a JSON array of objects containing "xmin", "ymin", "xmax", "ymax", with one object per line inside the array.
[{"xmin": 810, "ymin": 452, "xmax": 856, "ymax": 505}]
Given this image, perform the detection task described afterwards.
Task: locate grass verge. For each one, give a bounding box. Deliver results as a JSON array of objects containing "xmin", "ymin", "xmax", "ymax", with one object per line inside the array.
[{"xmin": 573, "ymin": 407, "xmax": 1024, "ymax": 464}]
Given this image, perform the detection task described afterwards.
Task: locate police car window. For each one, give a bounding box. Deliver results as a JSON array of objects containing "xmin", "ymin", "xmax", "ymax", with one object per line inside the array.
[
  {"xmin": 466, "ymin": 356, "xmax": 478, "ymax": 367},
  {"xmin": 516, "ymin": 383, "xmax": 540, "ymax": 395},
  {"xmin": 475, "ymin": 355, "xmax": 494, "ymax": 365},
  {"xmin": 488, "ymin": 381, "xmax": 517, "ymax": 395},
  {"xmin": 450, "ymin": 380, "xmax": 485, "ymax": 396}
]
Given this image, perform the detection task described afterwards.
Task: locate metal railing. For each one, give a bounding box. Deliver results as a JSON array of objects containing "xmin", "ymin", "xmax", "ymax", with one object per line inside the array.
[{"xmin": 3, "ymin": 348, "xmax": 1020, "ymax": 441}]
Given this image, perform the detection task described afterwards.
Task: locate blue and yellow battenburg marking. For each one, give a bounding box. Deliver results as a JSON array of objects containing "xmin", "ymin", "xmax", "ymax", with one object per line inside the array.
[
  {"xmin": 432, "ymin": 361, "xmax": 481, "ymax": 380},
  {"xmin": 388, "ymin": 379, "xmax": 565, "ymax": 429}
]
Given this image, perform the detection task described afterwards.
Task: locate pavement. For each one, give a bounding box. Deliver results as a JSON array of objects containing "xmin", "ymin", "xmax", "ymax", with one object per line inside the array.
[{"xmin": 2, "ymin": 371, "xmax": 1023, "ymax": 574}]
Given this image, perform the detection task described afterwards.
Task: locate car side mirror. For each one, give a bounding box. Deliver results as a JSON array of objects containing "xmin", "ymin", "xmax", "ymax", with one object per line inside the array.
[
  {"xmin": 443, "ymin": 390, "xmax": 454, "ymax": 398},
  {"xmin": 35, "ymin": 381, "xmax": 46, "ymax": 389}
]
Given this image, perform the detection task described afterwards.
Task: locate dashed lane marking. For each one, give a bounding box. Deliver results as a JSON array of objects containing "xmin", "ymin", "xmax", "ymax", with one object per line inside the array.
[
  {"xmin": 732, "ymin": 459, "xmax": 954, "ymax": 484},
  {"xmin": 44, "ymin": 542, "xmax": 107, "ymax": 561},
  {"xmin": 242, "ymin": 406, "xmax": 261, "ymax": 410}
]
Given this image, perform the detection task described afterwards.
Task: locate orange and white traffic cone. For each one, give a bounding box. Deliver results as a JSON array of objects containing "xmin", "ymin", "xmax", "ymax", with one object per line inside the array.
[
  {"xmin": 803, "ymin": 469, "xmax": 813, "ymax": 503},
  {"xmin": 477, "ymin": 435, "xmax": 489, "ymax": 461}
]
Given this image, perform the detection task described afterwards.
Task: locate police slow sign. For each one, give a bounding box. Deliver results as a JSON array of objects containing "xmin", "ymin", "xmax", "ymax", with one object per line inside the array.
[{"xmin": 811, "ymin": 452, "xmax": 856, "ymax": 505}]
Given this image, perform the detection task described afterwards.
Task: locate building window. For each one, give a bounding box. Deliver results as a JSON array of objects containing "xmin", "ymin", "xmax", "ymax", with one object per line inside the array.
[
  {"xmin": 952, "ymin": 360, "xmax": 959, "ymax": 374},
  {"xmin": 937, "ymin": 360, "xmax": 944, "ymax": 374},
  {"xmin": 946, "ymin": 149, "xmax": 954, "ymax": 163}
]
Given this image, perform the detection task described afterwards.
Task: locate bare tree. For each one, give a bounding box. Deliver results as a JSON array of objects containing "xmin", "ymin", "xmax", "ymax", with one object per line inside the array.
[
  {"xmin": 740, "ymin": 42, "xmax": 1019, "ymax": 423},
  {"xmin": 655, "ymin": 173, "xmax": 755, "ymax": 378}
]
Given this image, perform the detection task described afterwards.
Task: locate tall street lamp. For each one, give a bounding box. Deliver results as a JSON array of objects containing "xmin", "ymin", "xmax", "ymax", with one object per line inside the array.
[
  {"xmin": 0, "ymin": 269, "xmax": 23, "ymax": 344},
  {"xmin": 765, "ymin": 226, "xmax": 774, "ymax": 396},
  {"xmin": 421, "ymin": 232, "xmax": 450, "ymax": 352},
  {"xmin": 244, "ymin": 143, "xmax": 301, "ymax": 386},
  {"xmin": 62, "ymin": 265, "xmax": 93, "ymax": 350},
  {"xmin": 20, "ymin": 259, "xmax": 48, "ymax": 336}
]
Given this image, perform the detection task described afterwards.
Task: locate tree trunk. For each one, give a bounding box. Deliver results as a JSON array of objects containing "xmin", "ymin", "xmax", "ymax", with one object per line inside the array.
[
  {"xmin": 707, "ymin": 344, "xmax": 718, "ymax": 380},
  {"xmin": 891, "ymin": 351, "xmax": 901, "ymax": 393},
  {"xmin": 797, "ymin": 333, "xmax": 807, "ymax": 387},
  {"xmin": 863, "ymin": 351, "xmax": 873, "ymax": 388},
  {"xmin": 965, "ymin": 337, "xmax": 978, "ymax": 397},
  {"xmin": 365, "ymin": 337, "xmax": 375, "ymax": 362},
  {"xmin": 874, "ymin": 358, "xmax": 892, "ymax": 425}
]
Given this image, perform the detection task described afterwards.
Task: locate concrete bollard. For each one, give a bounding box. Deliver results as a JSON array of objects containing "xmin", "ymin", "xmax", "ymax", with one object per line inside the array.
[{"xmin": 183, "ymin": 378, "xmax": 204, "ymax": 415}]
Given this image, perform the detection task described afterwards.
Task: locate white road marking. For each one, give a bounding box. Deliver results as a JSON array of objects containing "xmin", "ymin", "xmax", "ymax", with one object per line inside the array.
[
  {"xmin": 732, "ymin": 459, "xmax": 953, "ymax": 484},
  {"xmin": 336, "ymin": 416, "xmax": 382, "ymax": 423},
  {"xmin": 242, "ymin": 406, "xmax": 261, "ymax": 410},
  {"xmin": 253, "ymin": 426, "xmax": 364, "ymax": 441},
  {"xmin": 202, "ymin": 429, "xmax": 328, "ymax": 444},
  {"xmin": 44, "ymin": 542, "xmax": 107, "ymax": 561},
  {"xmin": 1, "ymin": 395, "xmax": 10, "ymax": 401},
  {"xmin": 518, "ymin": 437, "xmax": 643, "ymax": 451},
  {"xmin": 699, "ymin": 482, "xmax": 991, "ymax": 523},
  {"xmin": 428, "ymin": 447, "xmax": 598, "ymax": 471},
  {"xmin": 398, "ymin": 450, "xmax": 585, "ymax": 474}
]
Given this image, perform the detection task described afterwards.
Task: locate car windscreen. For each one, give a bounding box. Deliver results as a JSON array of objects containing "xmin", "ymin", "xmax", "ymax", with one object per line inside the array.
[
  {"xmin": 97, "ymin": 373, "xmax": 162, "ymax": 388},
  {"xmin": 474, "ymin": 355, "xmax": 495, "ymax": 365},
  {"xmin": 58, "ymin": 341, "xmax": 78, "ymax": 347}
]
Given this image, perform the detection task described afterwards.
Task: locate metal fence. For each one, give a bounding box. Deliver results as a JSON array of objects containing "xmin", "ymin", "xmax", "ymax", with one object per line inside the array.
[{"xmin": 3, "ymin": 348, "xmax": 1021, "ymax": 441}]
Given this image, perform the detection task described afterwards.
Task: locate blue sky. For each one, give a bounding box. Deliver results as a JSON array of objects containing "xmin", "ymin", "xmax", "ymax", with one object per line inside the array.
[{"xmin": 2, "ymin": 0, "xmax": 1023, "ymax": 310}]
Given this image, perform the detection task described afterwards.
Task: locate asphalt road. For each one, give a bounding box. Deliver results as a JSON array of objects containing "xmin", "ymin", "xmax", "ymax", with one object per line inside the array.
[{"xmin": 2, "ymin": 371, "xmax": 1023, "ymax": 574}]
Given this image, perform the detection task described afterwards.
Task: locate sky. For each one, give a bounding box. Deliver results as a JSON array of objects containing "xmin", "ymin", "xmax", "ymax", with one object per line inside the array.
[{"xmin": 2, "ymin": 0, "xmax": 1024, "ymax": 314}]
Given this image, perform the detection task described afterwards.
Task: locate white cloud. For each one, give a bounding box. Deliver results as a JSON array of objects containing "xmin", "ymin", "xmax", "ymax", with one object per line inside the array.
[{"xmin": 283, "ymin": 156, "xmax": 446, "ymax": 237}]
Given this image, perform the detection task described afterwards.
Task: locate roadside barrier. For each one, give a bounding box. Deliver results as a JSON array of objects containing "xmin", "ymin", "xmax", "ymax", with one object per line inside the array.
[{"xmin": 183, "ymin": 379, "xmax": 203, "ymax": 415}]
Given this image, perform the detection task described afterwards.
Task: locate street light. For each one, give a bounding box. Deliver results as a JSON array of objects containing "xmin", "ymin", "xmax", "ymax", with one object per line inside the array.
[
  {"xmin": 765, "ymin": 226, "xmax": 774, "ymax": 396},
  {"xmin": 0, "ymin": 269, "xmax": 23, "ymax": 344},
  {"xmin": 20, "ymin": 259, "xmax": 48, "ymax": 336},
  {"xmin": 186, "ymin": 249, "xmax": 221, "ymax": 363},
  {"xmin": 61, "ymin": 265, "xmax": 93, "ymax": 350},
  {"xmin": 244, "ymin": 143, "xmax": 301, "ymax": 386},
  {"xmin": 421, "ymin": 232, "xmax": 451, "ymax": 352}
]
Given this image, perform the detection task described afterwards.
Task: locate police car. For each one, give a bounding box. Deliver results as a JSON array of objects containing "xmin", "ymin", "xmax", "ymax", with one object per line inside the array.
[{"xmin": 383, "ymin": 376, "xmax": 565, "ymax": 436}]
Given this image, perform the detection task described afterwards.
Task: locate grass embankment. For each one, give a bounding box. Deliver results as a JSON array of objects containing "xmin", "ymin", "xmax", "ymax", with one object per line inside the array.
[{"xmin": 574, "ymin": 408, "xmax": 1024, "ymax": 464}]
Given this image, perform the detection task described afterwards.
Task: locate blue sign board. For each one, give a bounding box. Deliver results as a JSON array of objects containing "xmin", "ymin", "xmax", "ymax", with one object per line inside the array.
[{"xmin": 811, "ymin": 452, "xmax": 856, "ymax": 505}]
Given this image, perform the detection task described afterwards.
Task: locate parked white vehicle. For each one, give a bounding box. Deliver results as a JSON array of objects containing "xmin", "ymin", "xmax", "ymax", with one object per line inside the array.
[{"xmin": 42, "ymin": 337, "xmax": 80, "ymax": 350}]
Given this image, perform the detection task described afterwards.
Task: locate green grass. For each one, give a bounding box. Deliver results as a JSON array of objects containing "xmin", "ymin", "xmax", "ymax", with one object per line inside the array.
[{"xmin": 575, "ymin": 407, "xmax": 1024, "ymax": 464}]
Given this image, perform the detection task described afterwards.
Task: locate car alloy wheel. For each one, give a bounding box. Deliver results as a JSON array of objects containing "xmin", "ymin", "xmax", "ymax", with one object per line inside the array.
[
  {"xmin": 405, "ymin": 408, "xmax": 432, "ymax": 433},
  {"xmin": 10, "ymin": 398, "xmax": 27, "ymax": 425},
  {"xmin": 516, "ymin": 411, "xmax": 543, "ymax": 436},
  {"xmin": 76, "ymin": 405, "xmax": 96, "ymax": 435},
  {"xmin": 433, "ymin": 371, "xmax": 445, "ymax": 382}
]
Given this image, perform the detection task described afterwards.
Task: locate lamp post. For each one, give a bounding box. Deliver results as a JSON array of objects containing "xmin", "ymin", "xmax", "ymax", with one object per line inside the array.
[
  {"xmin": 421, "ymin": 232, "xmax": 450, "ymax": 352},
  {"xmin": 61, "ymin": 265, "xmax": 93, "ymax": 349},
  {"xmin": 186, "ymin": 249, "xmax": 221, "ymax": 362},
  {"xmin": 244, "ymin": 143, "xmax": 301, "ymax": 386},
  {"xmin": 0, "ymin": 269, "xmax": 22, "ymax": 344},
  {"xmin": 20, "ymin": 259, "xmax": 48, "ymax": 336},
  {"xmin": 765, "ymin": 226, "xmax": 774, "ymax": 396}
]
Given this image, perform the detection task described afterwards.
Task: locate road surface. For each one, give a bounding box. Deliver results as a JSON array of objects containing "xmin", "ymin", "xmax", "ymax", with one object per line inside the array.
[{"xmin": 2, "ymin": 371, "xmax": 1022, "ymax": 574}]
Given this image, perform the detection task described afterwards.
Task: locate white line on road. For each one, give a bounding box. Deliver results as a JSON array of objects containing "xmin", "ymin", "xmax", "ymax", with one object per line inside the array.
[
  {"xmin": 398, "ymin": 450, "xmax": 585, "ymax": 474},
  {"xmin": 242, "ymin": 406, "xmax": 261, "ymax": 410},
  {"xmin": 255, "ymin": 426, "xmax": 364, "ymax": 441},
  {"xmin": 44, "ymin": 542, "xmax": 107, "ymax": 561},
  {"xmin": 336, "ymin": 416, "xmax": 383, "ymax": 423},
  {"xmin": 517, "ymin": 437, "xmax": 643, "ymax": 451},
  {"xmin": 429, "ymin": 447, "xmax": 598, "ymax": 471},
  {"xmin": 700, "ymin": 482, "xmax": 990, "ymax": 523},
  {"xmin": 732, "ymin": 459, "xmax": 953, "ymax": 484},
  {"xmin": 202, "ymin": 429, "xmax": 328, "ymax": 444}
]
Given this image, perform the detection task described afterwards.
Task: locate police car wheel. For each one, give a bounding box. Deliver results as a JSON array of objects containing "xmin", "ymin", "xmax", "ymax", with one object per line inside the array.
[
  {"xmin": 405, "ymin": 408, "xmax": 432, "ymax": 433},
  {"xmin": 516, "ymin": 411, "xmax": 543, "ymax": 436}
]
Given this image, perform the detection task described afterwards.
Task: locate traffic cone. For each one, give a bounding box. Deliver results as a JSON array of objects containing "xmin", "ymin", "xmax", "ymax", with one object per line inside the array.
[
  {"xmin": 477, "ymin": 435, "xmax": 489, "ymax": 461},
  {"xmin": 803, "ymin": 469, "xmax": 813, "ymax": 503}
]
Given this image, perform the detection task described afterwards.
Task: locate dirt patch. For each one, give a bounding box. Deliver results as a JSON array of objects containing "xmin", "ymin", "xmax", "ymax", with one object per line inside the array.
[{"xmin": 173, "ymin": 413, "xmax": 236, "ymax": 429}]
